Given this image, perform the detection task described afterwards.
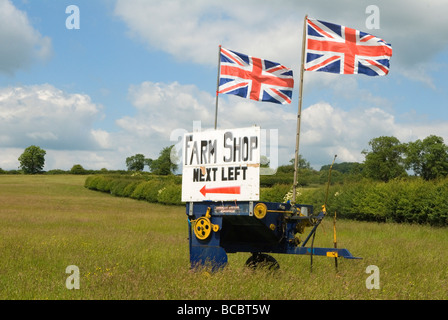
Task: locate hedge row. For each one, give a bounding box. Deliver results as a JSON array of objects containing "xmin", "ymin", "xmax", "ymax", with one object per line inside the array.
[
  {"xmin": 260, "ymin": 184, "xmax": 292, "ymax": 202},
  {"xmin": 84, "ymin": 175, "xmax": 289, "ymax": 206},
  {"xmin": 84, "ymin": 175, "xmax": 182, "ymax": 206},
  {"xmin": 85, "ymin": 175, "xmax": 448, "ymax": 226},
  {"xmin": 295, "ymin": 177, "xmax": 448, "ymax": 226},
  {"xmin": 259, "ymin": 170, "xmax": 344, "ymax": 187}
]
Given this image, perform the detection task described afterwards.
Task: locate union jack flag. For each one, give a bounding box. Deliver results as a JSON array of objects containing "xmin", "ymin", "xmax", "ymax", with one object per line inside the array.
[
  {"xmin": 218, "ymin": 47, "xmax": 294, "ymax": 105},
  {"xmin": 305, "ymin": 17, "xmax": 392, "ymax": 76}
]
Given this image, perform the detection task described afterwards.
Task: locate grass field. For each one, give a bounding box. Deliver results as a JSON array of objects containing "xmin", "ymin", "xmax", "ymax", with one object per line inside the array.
[{"xmin": 0, "ymin": 175, "xmax": 447, "ymax": 300}]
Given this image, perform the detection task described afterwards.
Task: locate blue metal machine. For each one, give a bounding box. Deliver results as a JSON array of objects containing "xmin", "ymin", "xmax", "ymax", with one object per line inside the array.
[{"xmin": 186, "ymin": 200, "xmax": 360, "ymax": 270}]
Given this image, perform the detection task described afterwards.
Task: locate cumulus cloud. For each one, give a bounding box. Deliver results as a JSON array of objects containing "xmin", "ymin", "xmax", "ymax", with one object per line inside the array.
[
  {"xmin": 112, "ymin": 0, "xmax": 448, "ymax": 170},
  {"xmin": 44, "ymin": 149, "xmax": 115, "ymax": 172},
  {"xmin": 102, "ymin": 0, "xmax": 448, "ymax": 170},
  {"xmin": 114, "ymin": 0, "xmax": 301, "ymax": 67},
  {"xmin": 113, "ymin": 81, "xmax": 297, "ymax": 167},
  {"xmin": 114, "ymin": 0, "xmax": 448, "ymax": 87},
  {"xmin": 0, "ymin": 0, "xmax": 52, "ymax": 74},
  {"xmin": 2, "ymin": 81, "xmax": 446, "ymax": 171},
  {"xmin": 0, "ymin": 84, "xmax": 122, "ymax": 170},
  {"xmin": 0, "ymin": 82, "xmax": 216, "ymax": 170},
  {"xmin": 116, "ymin": 81, "xmax": 214, "ymax": 140},
  {"xmin": 3, "ymin": 1, "xmax": 446, "ymax": 172},
  {"xmin": 0, "ymin": 84, "xmax": 105, "ymax": 151},
  {"xmin": 113, "ymin": 81, "xmax": 448, "ymax": 171},
  {"xmin": 300, "ymin": 102, "xmax": 448, "ymax": 168}
]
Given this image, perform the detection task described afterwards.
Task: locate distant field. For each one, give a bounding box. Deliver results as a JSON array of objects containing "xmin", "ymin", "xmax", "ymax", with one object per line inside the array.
[{"xmin": 0, "ymin": 175, "xmax": 447, "ymax": 299}]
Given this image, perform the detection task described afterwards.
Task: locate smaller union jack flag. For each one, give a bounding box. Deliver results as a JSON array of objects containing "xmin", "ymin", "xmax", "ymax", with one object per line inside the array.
[
  {"xmin": 305, "ymin": 17, "xmax": 392, "ymax": 76},
  {"xmin": 218, "ymin": 47, "xmax": 294, "ymax": 105}
]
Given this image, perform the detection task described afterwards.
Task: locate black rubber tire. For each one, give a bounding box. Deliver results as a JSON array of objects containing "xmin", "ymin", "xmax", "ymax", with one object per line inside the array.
[{"xmin": 245, "ymin": 253, "xmax": 280, "ymax": 271}]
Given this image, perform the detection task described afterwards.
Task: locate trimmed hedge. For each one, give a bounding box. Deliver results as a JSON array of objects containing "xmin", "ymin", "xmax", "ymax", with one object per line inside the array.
[
  {"xmin": 296, "ymin": 177, "xmax": 448, "ymax": 226},
  {"xmin": 85, "ymin": 175, "xmax": 448, "ymax": 226},
  {"xmin": 85, "ymin": 175, "xmax": 295, "ymax": 207},
  {"xmin": 157, "ymin": 184, "xmax": 183, "ymax": 205},
  {"xmin": 84, "ymin": 175, "xmax": 183, "ymax": 206},
  {"xmin": 260, "ymin": 184, "xmax": 291, "ymax": 202}
]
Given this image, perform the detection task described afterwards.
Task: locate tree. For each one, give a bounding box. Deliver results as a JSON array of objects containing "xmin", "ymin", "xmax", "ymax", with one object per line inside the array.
[
  {"xmin": 70, "ymin": 164, "xmax": 86, "ymax": 174},
  {"xmin": 294, "ymin": 155, "xmax": 312, "ymax": 170},
  {"xmin": 126, "ymin": 154, "xmax": 147, "ymax": 171},
  {"xmin": 362, "ymin": 136, "xmax": 406, "ymax": 182},
  {"xmin": 18, "ymin": 145, "xmax": 46, "ymax": 174},
  {"xmin": 260, "ymin": 155, "xmax": 270, "ymax": 168},
  {"xmin": 405, "ymin": 135, "xmax": 448, "ymax": 180},
  {"xmin": 276, "ymin": 155, "xmax": 311, "ymax": 174},
  {"xmin": 320, "ymin": 162, "xmax": 364, "ymax": 175},
  {"xmin": 148, "ymin": 145, "xmax": 178, "ymax": 175}
]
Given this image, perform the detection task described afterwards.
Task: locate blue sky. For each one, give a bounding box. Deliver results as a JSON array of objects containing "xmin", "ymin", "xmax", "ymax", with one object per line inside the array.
[{"xmin": 1, "ymin": 0, "xmax": 448, "ymax": 171}]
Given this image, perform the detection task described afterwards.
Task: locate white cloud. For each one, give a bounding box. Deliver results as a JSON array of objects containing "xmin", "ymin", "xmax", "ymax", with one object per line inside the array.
[
  {"xmin": 114, "ymin": 0, "xmax": 448, "ymax": 88},
  {"xmin": 27, "ymin": 131, "xmax": 58, "ymax": 141},
  {"xmin": 114, "ymin": 0, "xmax": 301, "ymax": 67},
  {"xmin": 110, "ymin": 81, "xmax": 216, "ymax": 169},
  {"xmin": 0, "ymin": 84, "xmax": 122, "ymax": 171},
  {"xmin": 0, "ymin": 148, "xmax": 22, "ymax": 170},
  {"xmin": 91, "ymin": 129, "xmax": 112, "ymax": 150},
  {"xmin": 0, "ymin": 84, "xmax": 104, "ymax": 151},
  {"xmin": 1, "ymin": 81, "xmax": 447, "ymax": 171},
  {"xmin": 99, "ymin": 0, "xmax": 448, "ymax": 170},
  {"xmin": 112, "ymin": 81, "xmax": 448, "ymax": 171},
  {"xmin": 299, "ymin": 102, "xmax": 448, "ymax": 168},
  {"xmin": 0, "ymin": 0, "xmax": 52, "ymax": 74},
  {"xmin": 117, "ymin": 81, "xmax": 215, "ymax": 137},
  {"xmin": 44, "ymin": 150, "xmax": 116, "ymax": 172}
]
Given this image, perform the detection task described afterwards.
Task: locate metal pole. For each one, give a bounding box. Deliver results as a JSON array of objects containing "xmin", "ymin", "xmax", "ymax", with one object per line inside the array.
[
  {"xmin": 324, "ymin": 154, "xmax": 337, "ymax": 212},
  {"xmin": 214, "ymin": 45, "xmax": 222, "ymax": 130},
  {"xmin": 292, "ymin": 15, "xmax": 308, "ymax": 203},
  {"xmin": 333, "ymin": 211, "xmax": 339, "ymax": 272}
]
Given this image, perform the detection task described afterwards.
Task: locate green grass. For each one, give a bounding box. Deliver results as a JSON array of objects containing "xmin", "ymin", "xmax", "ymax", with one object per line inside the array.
[{"xmin": 0, "ymin": 175, "xmax": 447, "ymax": 299}]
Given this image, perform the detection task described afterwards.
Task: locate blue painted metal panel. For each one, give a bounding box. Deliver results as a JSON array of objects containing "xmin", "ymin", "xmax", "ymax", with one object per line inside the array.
[{"xmin": 186, "ymin": 200, "xmax": 360, "ymax": 269}]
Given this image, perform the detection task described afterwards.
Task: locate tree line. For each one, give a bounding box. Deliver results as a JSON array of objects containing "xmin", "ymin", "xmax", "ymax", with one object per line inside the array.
[
  {"xmin": 125, "ymin": 145, "xmax": 178, "ymax": 175},
  {"xmin": 359, "ymin": 135, "xmax": 448, "ymax": 181},
  {"xmin": 4, "ymin": 135, "xmax": 448, "ymax": 182},
  {"xmin": 1, "ymin": 145, "xmax": 179, "ymax": 175}
]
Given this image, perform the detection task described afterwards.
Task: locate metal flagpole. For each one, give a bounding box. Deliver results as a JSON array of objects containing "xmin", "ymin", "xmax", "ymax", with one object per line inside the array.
[
  {"xmin": 292, "ymin": 15, "xmax": 308, "ymax": 203},
  {"xmin": 333, "ymin": 210, "xmax": 339, "ymax": 272},
  {"xmin": 214, "ymin": 45, "xmax": 222, "ymax": 130}
]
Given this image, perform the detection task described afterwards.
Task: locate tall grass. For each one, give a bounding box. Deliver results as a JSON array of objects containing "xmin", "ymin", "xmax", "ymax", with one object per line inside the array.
[{"xmin": 0, "ymin": 175, "xmax": 447, "ymax": 299}]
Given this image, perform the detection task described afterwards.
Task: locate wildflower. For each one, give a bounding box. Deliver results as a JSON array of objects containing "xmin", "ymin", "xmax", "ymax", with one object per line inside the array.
[{"xmin": 283, "ymin": 186, "xmax": 302, "ymax": 202}]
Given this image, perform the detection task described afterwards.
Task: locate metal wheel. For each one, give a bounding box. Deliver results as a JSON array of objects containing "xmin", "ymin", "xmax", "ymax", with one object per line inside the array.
[
  {"xmin": 194, "ymin": 217, "xmax": 212, "ymax": 240},
  {"xmin": 254, "ymin": 203, "xmax": 267, "ymax": 219}
]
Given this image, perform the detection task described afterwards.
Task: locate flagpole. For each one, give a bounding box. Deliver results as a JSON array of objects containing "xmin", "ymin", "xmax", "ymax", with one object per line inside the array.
[
  {"xmin": 214, "ymin": 45, "xmax": 222, "ymax": 129},
  {"xmin": 292, "ymin": 15, "xmax": 308, "ymax": 204}
]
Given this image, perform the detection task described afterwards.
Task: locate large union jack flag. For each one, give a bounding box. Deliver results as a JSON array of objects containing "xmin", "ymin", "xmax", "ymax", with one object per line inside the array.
[
  {"xmin": 218, "ymin": 47, "xmax": 294, "ymax": 105},
  {"xmin": 305, "ymin": 17, "xmax": 392, "ymax": 76}
]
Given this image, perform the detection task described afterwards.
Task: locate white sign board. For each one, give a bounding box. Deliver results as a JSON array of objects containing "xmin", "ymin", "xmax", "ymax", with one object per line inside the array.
[{"xmin": 182, "ymin": 126, "xmax": 260, "ymax": 202}]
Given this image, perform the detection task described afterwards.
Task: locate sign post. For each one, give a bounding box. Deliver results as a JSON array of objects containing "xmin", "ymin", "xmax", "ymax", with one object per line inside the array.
[{"xmin": 182, "ymin": 126, "xmax": 260, "ymax": 202}]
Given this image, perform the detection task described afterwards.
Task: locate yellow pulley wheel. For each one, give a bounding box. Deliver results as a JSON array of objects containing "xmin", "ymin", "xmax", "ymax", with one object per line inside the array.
[
  {"xmin": 254, "ymin": 203, "xmax": 267, "ymax": 219},
  {"xmin": 194, "ymin": 217, "xmax": 212, "ymax": 240}
]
